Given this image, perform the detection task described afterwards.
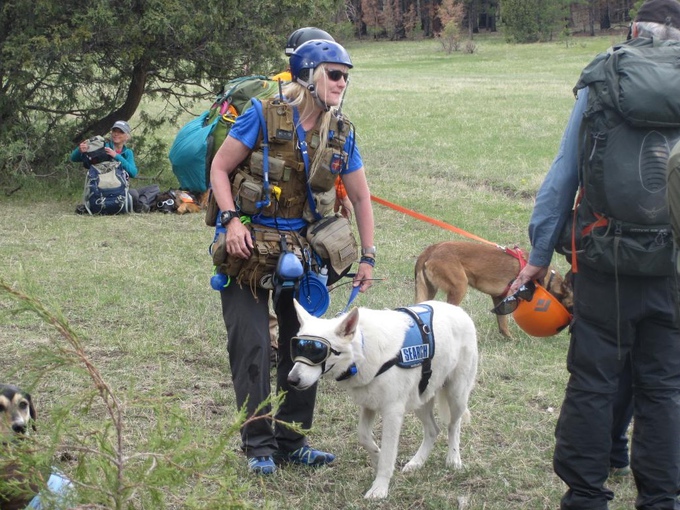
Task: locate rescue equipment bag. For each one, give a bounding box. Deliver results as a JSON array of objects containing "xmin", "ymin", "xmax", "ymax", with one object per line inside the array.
[{"xmin": 561, "ymin": 37, "xmax": 680, "ymax": 276}]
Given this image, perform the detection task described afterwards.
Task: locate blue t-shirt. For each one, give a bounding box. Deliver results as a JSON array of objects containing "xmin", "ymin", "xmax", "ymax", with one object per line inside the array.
[{"xmin": 229, "ymin": 105, "xmax": 363, "ymax": 174}]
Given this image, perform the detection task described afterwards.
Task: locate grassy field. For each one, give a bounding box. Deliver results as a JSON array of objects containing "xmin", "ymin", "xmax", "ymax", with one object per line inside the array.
[{"xmin": 0, "ymin": 34, "xmax": 640, "ymax": 508}]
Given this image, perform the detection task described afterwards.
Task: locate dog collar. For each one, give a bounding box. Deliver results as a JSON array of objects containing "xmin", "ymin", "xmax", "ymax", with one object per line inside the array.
[
  {"xmin": 332, "ymin": 331, "xmax": 365, "ymax": 381},
  {"xmin": 335, "ymin": 363, "xmax": 358, "ymax": 381}
]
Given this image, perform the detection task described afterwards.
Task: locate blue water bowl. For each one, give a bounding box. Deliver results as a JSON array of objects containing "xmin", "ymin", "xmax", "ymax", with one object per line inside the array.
[{"xmin": 296, "ymin": 272, "xmax": 330, "ymax": 317}]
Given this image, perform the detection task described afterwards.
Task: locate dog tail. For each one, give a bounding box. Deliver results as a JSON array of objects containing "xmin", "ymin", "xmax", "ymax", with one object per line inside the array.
[{"xmin": 414, "ymin": 253, "xmax": 436, "ymax": 304}]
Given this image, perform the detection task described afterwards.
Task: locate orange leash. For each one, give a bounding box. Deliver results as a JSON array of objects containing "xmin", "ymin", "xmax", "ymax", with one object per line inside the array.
[
  {"xmin": 370, "ymin": 194, "xmax": 497, "ymax": 246},
  {"xmin": 371, "ymin": 194, "xmax": 527, "ymax": 298}
]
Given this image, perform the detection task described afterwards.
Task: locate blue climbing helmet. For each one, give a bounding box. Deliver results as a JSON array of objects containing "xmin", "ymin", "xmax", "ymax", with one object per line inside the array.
[{"xmin": 289, "ymin": 39, "xmax": 353, "ymax": 87}]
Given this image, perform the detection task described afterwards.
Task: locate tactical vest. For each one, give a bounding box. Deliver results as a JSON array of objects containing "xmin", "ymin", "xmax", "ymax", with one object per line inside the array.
[
  {"xmin": 231, "ymin": 99, "xmax": 352, "ymax": 222},
  {"xmin": 569, "ymin": 37, "xmax": 680, "ymax": 276}
]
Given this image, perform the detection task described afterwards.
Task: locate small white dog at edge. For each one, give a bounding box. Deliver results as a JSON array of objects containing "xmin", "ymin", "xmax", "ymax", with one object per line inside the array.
[{"xmin": 288, "ymin": 299, "xmax": 479, "ymax": 499}]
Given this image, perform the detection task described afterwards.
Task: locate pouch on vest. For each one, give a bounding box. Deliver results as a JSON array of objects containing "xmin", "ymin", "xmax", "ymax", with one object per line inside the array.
[
  {"xmin": 204, "ymin": 189, "xmax": 219, "ymax": 226},
  {"xmin": 212, "ymin": 231, "xmax": 246, "ymax": 277},
  {"xmin": 308, "ymin": 147, "xmax": 346, "ymax": 192},
  {"xmin": 236, "ymin": 225, "xmax": 312, "ymax": 292},
  {"xmin": 302, "ymin": 188, "xmax": 336, "ymax": 223},
  {"xmin": 231, "ymin": 172, "xmax": 264, "ymax": 215},
  {"xmin": 250, "ymin": 151, "xmax": 285, "ymax": 182},
  {"xmin": 306, "ymin": 213, "xmax": 358, "ymax": 281},
  {"xmin": 265, "ymin": 102, "xmax": 295, "ymax": 144}
]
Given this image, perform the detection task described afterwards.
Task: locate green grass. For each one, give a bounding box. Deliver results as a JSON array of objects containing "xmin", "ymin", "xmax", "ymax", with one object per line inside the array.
[{"xmin": 0, "ymin": 34, "xmax": 639, "ymax": 508}]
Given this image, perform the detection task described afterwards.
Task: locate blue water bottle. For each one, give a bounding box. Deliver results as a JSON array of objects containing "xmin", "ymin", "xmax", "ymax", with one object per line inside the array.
[{"xmin": 210, "ymin": 271, "xmax": 230, "ymax": 290}]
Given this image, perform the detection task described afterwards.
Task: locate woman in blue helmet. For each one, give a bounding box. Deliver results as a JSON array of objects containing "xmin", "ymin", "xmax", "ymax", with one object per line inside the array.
[{"xmin": 210, "ymin": 40, "xmax": 376, "ymax": 475}]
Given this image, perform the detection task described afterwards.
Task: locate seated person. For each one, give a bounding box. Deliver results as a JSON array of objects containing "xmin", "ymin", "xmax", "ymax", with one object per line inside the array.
[{"xmin": 71, "ymin": 120, "xmax": 158, "ymax": 213}]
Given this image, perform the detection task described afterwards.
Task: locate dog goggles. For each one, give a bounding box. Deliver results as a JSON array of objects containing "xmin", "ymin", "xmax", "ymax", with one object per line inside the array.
[
  {"xmin": 291, "ymin": 335, "xmax": 341, "ymax": 366},
  {"xmin": 490, "ymin": 280, "xmax": 536, "ymax": 316}
]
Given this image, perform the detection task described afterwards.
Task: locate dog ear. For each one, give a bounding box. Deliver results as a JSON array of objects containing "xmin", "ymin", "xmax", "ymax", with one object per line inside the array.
[
  {"xmin": 336, "ymin": 307, "xmax": 359, "ymax": 339},
  {"xmin": 27, "ymin": 394, "xmax": 37, "ymax": 422},
  {"xmin": 293, "ymin": 299, "xmax": 312, "ymax": 325}
]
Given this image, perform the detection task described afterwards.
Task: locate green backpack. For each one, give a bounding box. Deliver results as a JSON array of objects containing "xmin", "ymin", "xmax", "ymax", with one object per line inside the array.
[
  {"xmin": 204, "ymin": 76, "xmax": 281, "ymax": 176},
  {"xmin": 566, "ymin": 37, "xmax": 680, "ymax": 276},
  {"xmin": 168, "ymin": 75, "xmax": 280, "ymax": 195}
]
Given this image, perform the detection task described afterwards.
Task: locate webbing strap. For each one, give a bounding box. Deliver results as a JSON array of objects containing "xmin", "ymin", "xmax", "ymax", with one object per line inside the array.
[
  {"xmin": 250, "ymin": 99, "xmax": 271, "ymax": 210},
  {"xmin": 292, "ymin": 108, "xmax": 322, "ymax": 221}
]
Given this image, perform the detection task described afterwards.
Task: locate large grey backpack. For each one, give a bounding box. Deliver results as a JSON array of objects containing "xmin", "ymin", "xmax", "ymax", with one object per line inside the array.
[{"xmin": 567, "ymin": 37, "xmax": 680, "ymax": 276}]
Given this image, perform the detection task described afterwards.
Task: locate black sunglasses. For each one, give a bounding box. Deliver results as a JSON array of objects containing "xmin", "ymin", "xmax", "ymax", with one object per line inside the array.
[
  {"xmin": 491, "ymin": 280, "xmax": 536, "ymax": 316},
  {"xmin": 325, "ymin": 69, "xmax": 349, "ymax": 82},
  {"xmin": 291, "ymin": 335, "xmax": 340, "ymax": 366}
]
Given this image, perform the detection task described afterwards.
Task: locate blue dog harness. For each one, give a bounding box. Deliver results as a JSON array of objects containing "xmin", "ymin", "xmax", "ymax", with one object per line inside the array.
[{"xmin": 375, "ymin": 304, "xmax": 435, "ymax": 394}]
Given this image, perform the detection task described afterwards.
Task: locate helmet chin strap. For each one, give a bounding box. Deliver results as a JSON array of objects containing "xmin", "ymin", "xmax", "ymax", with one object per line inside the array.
[{"xmin": 296, "ymin": 77, "xmax": 331, "ymax": 112}]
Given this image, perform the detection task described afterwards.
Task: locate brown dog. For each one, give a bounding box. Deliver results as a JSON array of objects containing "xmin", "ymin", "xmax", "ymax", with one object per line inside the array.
[
  {"xmin": 414, "ymin": 241, "xmax": 573, "ymax": 338},
  {"xmin": 0, "ymin": 384, "xmax": 36, "ymax": 440},
  {"xmin": 1, "ymin": 384, "xmax": 39, "ymax": 510}
]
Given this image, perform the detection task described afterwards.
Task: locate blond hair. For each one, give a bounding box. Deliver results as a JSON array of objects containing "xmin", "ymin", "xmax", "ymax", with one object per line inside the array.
[{"xmin": 281, "ymin": 63, "xmax": 342, "ymax": 180}]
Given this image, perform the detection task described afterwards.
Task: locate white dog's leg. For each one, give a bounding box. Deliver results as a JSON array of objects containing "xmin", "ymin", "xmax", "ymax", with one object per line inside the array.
[
  {"xmin": 403, "ymin": 398, "xmax": 439, "ymax": 472},
  {"xmin": 364, "ymin": 408, "xmax": 404, "ymax": 499},
  {"xmin": 358, "ymin": 407, "xmax": 380, "ymax": 467},
  {"xmin": 445, "ymin": 384, "xmax": 469, "ymax": 469}
]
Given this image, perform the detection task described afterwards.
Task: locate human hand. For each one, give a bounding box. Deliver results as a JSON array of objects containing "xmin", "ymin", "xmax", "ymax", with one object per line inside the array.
[
  {"xmin": 508, "ymin": 264, "xmax": 548, "ymax": 295},
  {"xmin": 104, "ymin": 147, "xmax": 116, "ymax": 158},
  {"xmin": 334, "ymin": 195, "xmax": 353, "ymax": 221},
  {"xmin": 225, "ymin": 220, "xmax": 252, "ymax": 259},
  {"xmin": 353, "ymin": 260, "xmax": 374, "ymax": 292}
]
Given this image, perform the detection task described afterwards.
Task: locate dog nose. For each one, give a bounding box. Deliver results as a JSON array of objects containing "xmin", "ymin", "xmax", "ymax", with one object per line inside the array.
[
  {"xmin": 12, "ymin": 424, "xmax": 27, "ymax": 434},
  {"xmin": 287, "ymin": 375, "xmax": 300, "ymax": 388}
]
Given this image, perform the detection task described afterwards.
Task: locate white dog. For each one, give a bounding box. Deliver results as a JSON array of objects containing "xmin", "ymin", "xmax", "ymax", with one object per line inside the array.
[{"xmin": 288, "ymin": 299, "xmax": 478, "ymax": 499}]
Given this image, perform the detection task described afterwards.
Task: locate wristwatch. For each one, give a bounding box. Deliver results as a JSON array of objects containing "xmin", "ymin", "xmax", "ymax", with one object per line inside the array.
[
  {"xmin": 220, "ymin": 210, "xmax": 239, "ymax": 227},
  {"xmin": 361, "ymin": 246, "xmax": 377, "ymax": 257}
]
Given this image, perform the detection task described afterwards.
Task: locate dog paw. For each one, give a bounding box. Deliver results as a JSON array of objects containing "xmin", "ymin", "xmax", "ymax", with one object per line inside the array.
[
  {"xmin": 364, "ymin": 483, "xmax": 389, "ymax": 499},
  {"xmin": 402, "ymin": 459, "xmax": 424, "ymax": 472},
  {"xmin": 446, "ymin": 456, "xmax": 463, "ymax": 469}
]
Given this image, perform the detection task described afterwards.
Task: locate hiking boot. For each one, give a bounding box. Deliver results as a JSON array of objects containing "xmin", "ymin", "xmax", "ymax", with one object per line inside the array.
[
  {"xmin": 247, "ymin": 456, "xmax": 276, "ymax": 475},
  {"xmin": 609, "ymin": 465, "xmax": 631, "ymax": 477},
  {"xmin": 276, "ymin": 446, "xmax": 335, "ymax": 467},
  {"xmin": 75, "ymin": 204, "xmax": 87, "ymax": 215}
]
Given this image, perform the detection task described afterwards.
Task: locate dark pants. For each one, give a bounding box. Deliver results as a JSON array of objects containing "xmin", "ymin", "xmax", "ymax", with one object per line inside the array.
[
  {"xmin": 130, "ymin": 184, "xmax": 160, "ymax": 212},
  {"xmin": 220, "ymin": 283, "xmax": 317, "ymax": 457},
  {"xmin": 554, "ymin": 265, "xmax": 680, "ymax": 510},
  {"xmin": 610, "ymin": 354, "xmax": 634, "ymax": 469}
]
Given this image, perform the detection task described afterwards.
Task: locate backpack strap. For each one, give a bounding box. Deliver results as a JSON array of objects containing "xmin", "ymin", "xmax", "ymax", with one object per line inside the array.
[{"xmin": 292, "ymin": 107, "xmax": 323, "ymax": 222}]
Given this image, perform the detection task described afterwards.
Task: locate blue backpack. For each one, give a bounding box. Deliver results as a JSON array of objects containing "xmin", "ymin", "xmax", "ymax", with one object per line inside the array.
[{"xmin": 81, "ymin": 136, "xmax": 132, "ymax": 215}]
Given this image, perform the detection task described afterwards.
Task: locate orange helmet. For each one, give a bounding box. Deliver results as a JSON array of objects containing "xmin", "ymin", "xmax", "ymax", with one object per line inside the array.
[{"xmin": 512, "ymin": 281, "xmax": 572, "ymax": 337}]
